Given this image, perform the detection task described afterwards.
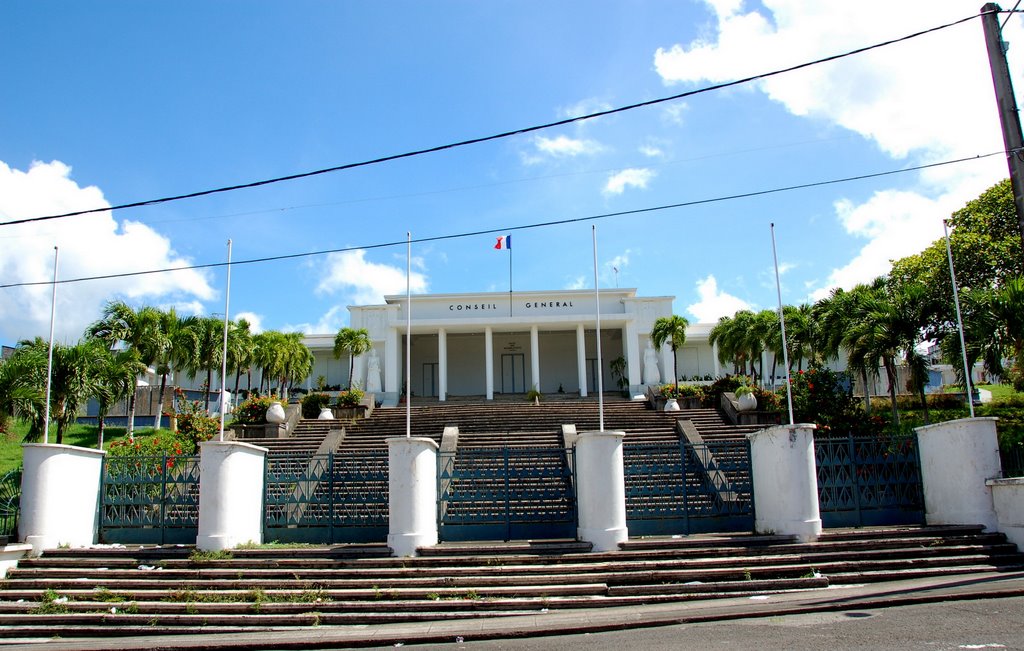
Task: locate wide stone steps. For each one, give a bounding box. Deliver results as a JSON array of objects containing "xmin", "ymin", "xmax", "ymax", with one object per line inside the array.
[{"xmin": 0, "ymin": 526, "xmax": 1020, "ymax": 637}]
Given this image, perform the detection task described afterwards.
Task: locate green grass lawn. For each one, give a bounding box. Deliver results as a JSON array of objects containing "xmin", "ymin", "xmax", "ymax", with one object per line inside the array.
[
  {"xmin": 979, "ymin": 384, "xmax": 1024, "ymax": 401},
  {"xmin": 0, "ymin": 421, "xmax": 157, "ymax": 476}
]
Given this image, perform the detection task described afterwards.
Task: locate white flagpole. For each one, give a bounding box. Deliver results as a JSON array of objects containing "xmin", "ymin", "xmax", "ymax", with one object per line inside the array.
[
  {"xmin": 43, "ymin": 246, "xmax": 59, "ymax": 446},
  {"xmin": 509, "ymin": 238, "xmax": 513, "ymax": 318},
  {"xmin": 218, "ymin": 239, "xmax": 233, "ymax": 442},
  {"xmin": 592, "ymin": 226, "xmax": 605, "ymax": 432},
  {"xmin": 770, "ymin": 224, "xmax": 795, "ymax": 425},
  {"xmin": 406, "ymin": 231, "xmax": 412, "ymax": 438},
  {"xmin": 943, "ymin": 219, "xmax": 975, "ymax": 418}
]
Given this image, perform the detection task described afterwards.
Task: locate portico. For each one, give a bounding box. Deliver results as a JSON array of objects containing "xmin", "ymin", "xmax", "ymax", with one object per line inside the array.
[{"xmin": 305, "ymin": 288, "xmax": 720, "ymax": 402}]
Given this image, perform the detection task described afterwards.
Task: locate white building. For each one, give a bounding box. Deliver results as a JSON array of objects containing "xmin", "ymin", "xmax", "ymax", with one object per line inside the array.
[{"xmin": 303, "ymin": 289, "xmax": 722, "ymax": 404}]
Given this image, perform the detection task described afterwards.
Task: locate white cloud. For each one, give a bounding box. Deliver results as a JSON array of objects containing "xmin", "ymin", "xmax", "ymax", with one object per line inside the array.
[
  {"xmin": 686, "ymin": 274, "xmax": 752, "ymax": 322},
  {"xmin": 282, "ymin": 305, "xmax": 346, "ymax": 336},
  {"xmin": 603, "ymin": 168, "xmax": 656, "ymax": 195},
  {"xmin": 531, "ymin": 135, "xmax": 604, "ymax": 160},
  {"xmin": 316, "ymin": 249, "xmax": 428, "ymax": 306},
  {"xmin": 233, "ymin": 311, "xmax": 264, "ymax": 334},
  {"xmin": 662, "ymin": 102, "xmax": 688, "ymax": 125},
  {"xmin": 654, "ymin": 1, "xmax": 1021, "ymax": 293},
  {"xmin": 0, "ymin": 159, "xmax": 215, "ymax": 344},
  {"xmin": 638, "ymin": 144, "xmax": 665, "ymax": 158},
  {"xmin": 560, "ymin": 98, "xmax": 613, "ymax": 120},
  {"xmin": 605, "ymin": 250, "xmax": 631, "ymax": 275},
  {"xmin": 565, "ymin": 275, "xmax": 587, "ymax": 290}
]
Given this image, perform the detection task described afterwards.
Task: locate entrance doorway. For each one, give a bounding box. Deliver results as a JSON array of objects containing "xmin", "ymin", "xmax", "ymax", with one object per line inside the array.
[
  {"xmin": 501, "ymin": 353, "xmax": 526, "ymax": 393},
  {"xmin": 422, "ymin": 363, "xmax": 438, "ymax": 397},
  {"xmin": 587, "ymin": 358, "xmax": 601, "ymax": 393}
]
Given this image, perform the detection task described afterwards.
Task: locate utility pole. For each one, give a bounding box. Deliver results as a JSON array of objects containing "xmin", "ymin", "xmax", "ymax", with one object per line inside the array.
[{"xmin": 981, "ymin": 3, "xmax": 1024, "ymax": 249}]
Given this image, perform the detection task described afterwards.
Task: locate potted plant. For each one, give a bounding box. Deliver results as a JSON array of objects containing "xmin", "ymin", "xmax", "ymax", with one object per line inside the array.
[
  {"xmin": 735, "ymin": 385, "xmax": 757, "ymax": 412},
  {"xmin": 526, "ymin": 386, "xmax": 542, "ymax": 405},
  {"xmin": 332, "ymin": 387, "xmax": 367, "ymax": 421}
]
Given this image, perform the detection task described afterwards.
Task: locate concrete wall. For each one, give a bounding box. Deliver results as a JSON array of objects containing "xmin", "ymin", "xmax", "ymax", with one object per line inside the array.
[{"xmin": 987, "ymin": 478, "xmax": 1024, "ymax": 550}]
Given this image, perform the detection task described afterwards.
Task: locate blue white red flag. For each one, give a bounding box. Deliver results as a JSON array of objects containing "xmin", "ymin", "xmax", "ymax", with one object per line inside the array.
[{"xmin": 494, "ymin": 235, "xmax": 511, "ymax": 250}]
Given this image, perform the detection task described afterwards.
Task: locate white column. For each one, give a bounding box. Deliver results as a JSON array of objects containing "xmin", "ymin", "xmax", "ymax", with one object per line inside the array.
[
  {"xmin": 438, "ymin": 328, "xmax": 448, "ymax": 402},
  {"xmin": 712, "ymin": 341, "xmax": 721, "ymax": 377},
  {"xmin": 387, "ymin": 437, "xmax": 439, "ymax": 557},
  {"xmin": 748, "ymin": 424, "xmax": 822, "ymax": 542},
  {"xmin": 484, "ymin": 327, "xmax": 494, "ymax": 400},
  {"xmin": 19, "ymin": 444, "xmax": 105, "ymax": 556},
  {"xmin": 916, "ymin": 417, "xmax": 1000, "ymax": 531},
  {"xmin": 625, "ymin": 322, "xmax": 641, "ymax": 389},
  {"xmin": 660, "ymin": 343, "xmax": 674, "ymax": 385},
  {"xmin": 575, "ymin": 430, "xmax": 628, "ymax": 551},
  {"xmin": 530, "ymin": 325, "xmax": 540, "ymax": 392},
  {"xmin": 197, "ymin": 441, "xmax": 268, "ymax": 551},
  {"xmin": 385, "ymin": 327, "xmax": 400, "ymax": 394},
  {"xmin": 576, "ymin": 324, "xmax": 588, "ymax": 397},
  {"xmin": 988, "ymin": 478, "xmax": 1024, "ymax": 549}
]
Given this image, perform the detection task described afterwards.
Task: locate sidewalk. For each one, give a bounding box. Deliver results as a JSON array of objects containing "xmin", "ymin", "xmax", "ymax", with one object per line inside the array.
[{"xmin": 4, "ymin": 571, "xmax": 1024, "ymax": 650}]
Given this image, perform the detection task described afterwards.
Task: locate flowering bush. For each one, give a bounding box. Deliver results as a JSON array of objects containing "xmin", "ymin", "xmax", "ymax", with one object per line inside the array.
[
  {"xmin": 787, "ymin": 365, "xmax": 863, "ymax": 431},
  {"xmin": 701, "ymin": 375, "xmax": 745, "ymax": 407},
  {"xmin": 301, "ymin": 392, "xmax": 332, "ymax": 418},
  {"xmin": 174, "ymin": 397, "xmax": 219, "ymax": 447},
  {"xmin": 659, "ymin": 384, "xmax": 703, "ymax": 399},
  {"xmin": 232, "ymin": 394, "xmax": 284, "ymax": 425},
  {"xmin": 336, "ymin": 388, "xmax": 364, "ymax": 408}
]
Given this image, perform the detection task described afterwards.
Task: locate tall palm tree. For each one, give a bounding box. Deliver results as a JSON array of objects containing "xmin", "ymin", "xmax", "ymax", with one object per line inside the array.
[
  {"xmin": 15, "ymin": 338, "xmax": 105, "ymax": 445},
  {"xmin": 86, "ymin": 301, "xmax": 164, "ymax": 440},
  {"xmin": 650, "ymin": 315, "xmax": 690, "ymax": 393},
  {"xmin": 183, "ymin": 316, "xmax": 225, "ymax": 413},
  {"xmin": 0, "ymin": 347, "xmax": 41, "ymax": 435},
  {"xmin": 93, "ymin": 348, "xmax": 147, "ymax": 448},
  {"xmin": 226, "ymin": 318, "xmax": 255, "ymax": 400},
  {"xmin": 333, "ymin": 327, "xmax": 372, "ymax": 390},
  {"xmin": 151, "ymin": 307, "xmax": 196, "ymax": 429},
  {"xmin": 280, "ymin": 333, "xmax": 314, "ymax": 396}
]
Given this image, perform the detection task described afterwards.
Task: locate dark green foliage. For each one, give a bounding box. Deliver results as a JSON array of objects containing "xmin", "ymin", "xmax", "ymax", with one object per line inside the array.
[
  {"xmin": 301, "ymin": 392, "xmax": 332, "ymax": 418},
  {"xmin": 233, "ymin": 394, "xmax": 282, "ymax": 425}
]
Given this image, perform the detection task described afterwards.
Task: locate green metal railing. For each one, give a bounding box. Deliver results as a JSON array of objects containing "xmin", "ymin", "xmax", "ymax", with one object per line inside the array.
[
  {"xmin": 0, "ymin": 468, "xmax": 22, "ymax": 540},
  {"xmin": 99, "ymin": 454, "xmax": 200, "ymax": 544}
]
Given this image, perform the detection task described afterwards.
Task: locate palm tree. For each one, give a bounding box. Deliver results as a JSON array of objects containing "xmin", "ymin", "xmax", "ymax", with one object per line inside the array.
[
  {"xmin": 151, "ymin": 307, "xmax": 196, "ymax": 429},
  {"xmin": 280, "ymin": 333, "xmax": 314, "ymax": 396},
  {"xmin": 650, "ymin": 315, "xmax": 690, "ymax": 393},
  {"xmin": 183, "ymin": 316, "xmax": 225, "ymax": 412},
  {"xmin": 93, "ymin": 348, "xmax": 147, "ymax": 448},
  {"xmin": 87, "ymin": 301, "xmax": 164, "ymax": 439},
  {"xmin": 15, "ymin": 338, "xmax": 105, "ymax": 445},
  {"xmin": 333, "ymin": 327, "xmax": 372, "ymax": 390},
  {"xmin": 0, "ymin": 348, "xmax": 41, "ymax": 435},
  {"xmin": 226, "ymin": 318, "xmax": 255, "ymax": 400}
]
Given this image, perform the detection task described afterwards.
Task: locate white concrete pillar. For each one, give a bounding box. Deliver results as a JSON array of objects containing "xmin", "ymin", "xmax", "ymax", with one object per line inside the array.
[
  {"xmin": 712, "ymin": 342, "xmax": 721, "ymax": 377},
  {"xmin": 438, "ymin": 328, "xmax": 448, "ymax": 402},
  {"xmin": 385, "ymin": 327, "xmax": 400, "ymax": 394},
  {"xmin": 575, "ymin": 430, "xmax": 628, "ymax": 551},
  {"xmin": 19, "ymin": 444, "xmax": 105, "ymax": 556},
  {"xmin": 576, "ymin": 324, "xmax": 588, "ymax": 397},
  {"xmin": 916, "ymin": 417, "xmax": 1000, "ymax": 531},
  {"xmin": 987, "ymin": 478, "xmax": 1024, "ymax": 549},
  {"xmin": 625, "ymin": 322, "xmax": 641, "ymax": 389},
  {"xmin": 530, "ymin": 325, "xmax": 540, "ymax": 392},
  {"xmin": 387, "ymin": 436, "xmax": 439, "ymax": 557},
  {"xmin": 197, "ymin": 441, "xmax": 267, "ymax": 551},
  {"xmin": 484, "ymin": 327, "xmax": 494, "ymax": 400},
  {"xmin": 748, "ymin": 424, "xmax": 822, "ymax": 542},
  {"xmin": 660, "ymin": 343, "xmax": 674, "ymax": 385}
]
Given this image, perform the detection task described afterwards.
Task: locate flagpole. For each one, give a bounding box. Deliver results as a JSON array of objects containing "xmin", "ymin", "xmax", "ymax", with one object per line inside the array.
[
  {"xmin": 592, "ymin": 226, "xmax": 605, "ymax": 432},
  {"xmin": 406, "ymin": 231, "xmax": 412, "ymax": 438},
  {"xmin": 770, "ymin": 224, "xmax": 795, "ymax": 425},
  {"xmin": 944, "ymin": 219, "xmax": 975, "ymax": 418},
  {"xmin": 509, "ymin": 241, "xmax": 513, "ymax": 318},
  {"xmin": 218, "ymin": 239, "xmax": 232, "ymax": 442},
  {"xmin": 43, "ymin": 246, "xmax": 58, "ymax": 446}
]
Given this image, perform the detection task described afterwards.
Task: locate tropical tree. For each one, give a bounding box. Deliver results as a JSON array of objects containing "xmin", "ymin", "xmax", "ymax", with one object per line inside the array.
[
  {"xmin": 333, "ymin": 327, "xmax": 372, "ymax": 390},
  {"xmin": 87, "ymin": 301, "xmax": 164, "ymax": 439},
  {"xmin": 93, "ymin": 348, "xmax": 147, "ymax": 448},
  {"xmin": 151, "ymin": 307, "xmax": 197, "ymax": 429},
  {"xmin": 0, "ymin": 349, "xmax": 41, "ymax": 434},
  {"xmin": 650, "ymin": 315, "xmax": 690, "ymax": 392},
  {"xmin": 278, "ymin": 332, "xmax": 314, "ymax": 397},
  {"xmin": 183, "ymin": 316, "xmax": 225, "ymax": 413},
  {"xmin": 226, "ymin": 318, "xmax": 255, "ymax": 399}
]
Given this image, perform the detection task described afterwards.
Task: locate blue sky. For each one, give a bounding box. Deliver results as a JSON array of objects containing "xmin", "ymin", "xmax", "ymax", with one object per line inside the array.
[{"xmin": 1, "ymin": 1, "xmax": 1021, "ymax": 347}]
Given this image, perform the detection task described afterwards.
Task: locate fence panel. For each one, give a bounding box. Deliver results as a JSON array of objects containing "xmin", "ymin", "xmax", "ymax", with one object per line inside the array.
[{"xmin": 99, "ymin": 455, "xmax": 200, "ymax": 544}]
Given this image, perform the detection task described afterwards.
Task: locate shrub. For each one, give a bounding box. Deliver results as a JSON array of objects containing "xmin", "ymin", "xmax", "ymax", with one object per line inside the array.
[
  {"xmin": 788, "ymin": 366, "xmax": 862, "ymax": 430},
  {"xmin": 659, "ymin": 384, "xmax": 703, "ymax": 399},
  {"xmin": 701, "ymin": 375, "xmax": 744, "ymax": 407},
  {"xmin": 336, "ymin": 388, "xmax": 364, "ymax": 408},
  {"xmin": 301, "ymin": 392, "xmax": 332, "ymax": 418},
  {"xmin": 232, "ymin": 394, "xmax": 284, "ymax": 425},
  {"xmin": 175, "ymin": 398, "xmax": 219, "ymax": 448}
]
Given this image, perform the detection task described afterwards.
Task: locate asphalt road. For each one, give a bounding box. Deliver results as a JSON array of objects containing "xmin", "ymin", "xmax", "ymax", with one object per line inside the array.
[{"xmin": 385, "ymin": 596, "xmax": 1024, "ymax": 651}]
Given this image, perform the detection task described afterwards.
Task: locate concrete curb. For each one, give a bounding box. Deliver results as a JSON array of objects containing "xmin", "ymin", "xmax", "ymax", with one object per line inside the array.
[{"xmin": 4, "ymin": 571, "xmax": 1024, "ymax": 650}]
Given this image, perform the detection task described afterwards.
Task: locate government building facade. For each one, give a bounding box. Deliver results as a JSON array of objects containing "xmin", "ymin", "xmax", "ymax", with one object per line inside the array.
[{"xmin": 303, "ymin": 289, "xmax": 722, "ymax": 403}]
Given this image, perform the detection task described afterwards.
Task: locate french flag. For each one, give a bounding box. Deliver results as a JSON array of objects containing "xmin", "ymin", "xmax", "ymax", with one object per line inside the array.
[{"xmin": 494, "ymin": 235, "xmax": 511, "ymax": 250}]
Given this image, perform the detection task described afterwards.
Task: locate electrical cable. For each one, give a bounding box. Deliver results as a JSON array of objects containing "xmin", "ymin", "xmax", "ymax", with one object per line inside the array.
[
  {"xmin": 0, "ymin": 10, "xmax": 987, "ymax": 228},
  {"xmin": 0, "ymin": 149, "xmax": 1004, "ymax": 290}
]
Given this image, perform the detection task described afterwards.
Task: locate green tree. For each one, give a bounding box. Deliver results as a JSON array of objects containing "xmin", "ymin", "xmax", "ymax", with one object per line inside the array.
[
  {"xmin": 333, "ymin": 327, "xmax": 372, "ymax": 390},
  {"xmin": 93, "ymin": 348, "xmax": 147, "ymax": 448},
  {"xmin": 226, "ymin": 318, "xmax": 255, "ymax": 400},
  {"xmin": 182, "ymin": 316, "xmax": 225, "ymax": 413},
  {"xmin": 0, "ymin": 349, "xmax": 41, "ymax": 434},
  {"xmin": 650, "ymin": 315, "xmax": 690, "ymax": 393},
  {"xmin": 150, "ymin": 307, "xmax": 197, "ymax": 429}
]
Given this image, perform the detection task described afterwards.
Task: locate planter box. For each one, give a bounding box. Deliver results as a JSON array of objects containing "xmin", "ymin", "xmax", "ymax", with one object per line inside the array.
[
  {"xmin": 232, "ymin": 423, "xmax": 288, "ymax": 440},
  {"xmin": 331, "ymin": 405, "xmax": 368, "ymax": 421}
]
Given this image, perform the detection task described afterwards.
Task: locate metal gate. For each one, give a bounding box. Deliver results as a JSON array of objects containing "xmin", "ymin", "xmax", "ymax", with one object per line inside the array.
[
  {"xmin": 815, "ymin": 433, "xmax": 925, "ymax": 527},
  {"xmin": 438, "ymin": 447, "xmax": 576, "ymax": 541},
  {"xmin": 264, "ymin": 451, "xmax": 389, "ymax": 543},
  {"xmin": 624, "ymin": 440, "xmax": 754, "ymax": 536},
  {"xmin": 99, "ymin": 454, "xmax": 200, "ymax": 544},
  {"xmin": 0, "ymin": 468, "xmax": 21, "ymax": 540}
]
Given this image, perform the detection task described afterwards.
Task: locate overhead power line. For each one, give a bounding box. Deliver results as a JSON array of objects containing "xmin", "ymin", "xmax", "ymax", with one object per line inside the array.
[
  {"xmin": 0, "ymin": 150, "xmax": 1003, "ymax": 290},
  {"xmin": 0, "ymin": 10, "xmax": 986, "ymax": 229}
]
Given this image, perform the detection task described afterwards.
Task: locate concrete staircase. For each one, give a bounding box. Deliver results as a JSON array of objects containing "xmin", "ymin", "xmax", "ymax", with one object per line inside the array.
[{"xmin": 0, "ymin": 525, "xmax": 1020, "ymax": 637}]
